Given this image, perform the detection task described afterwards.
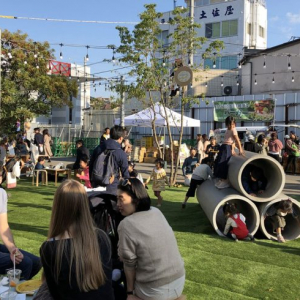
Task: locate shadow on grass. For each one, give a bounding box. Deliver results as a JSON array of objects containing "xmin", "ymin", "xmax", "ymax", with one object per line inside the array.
[
  {"xmin": 254, "ymin": 240, "xmax": 300, "ymax": 256},
  {"xmin": 8, "ymin": 201, "xmax": 52, "ymax": 211},
  {"xmin": 9, "ymin": 187, "xmax": 55, "ymax": 197},
  {"xmin": 9, "ymin": 222, "xmax": 49, "ymax": 236}
]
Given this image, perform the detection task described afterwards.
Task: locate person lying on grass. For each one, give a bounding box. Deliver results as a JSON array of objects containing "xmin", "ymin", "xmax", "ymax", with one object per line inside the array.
[{"xmin": 223, "ymin": 202, "xmax": 254, "ymax": 242}]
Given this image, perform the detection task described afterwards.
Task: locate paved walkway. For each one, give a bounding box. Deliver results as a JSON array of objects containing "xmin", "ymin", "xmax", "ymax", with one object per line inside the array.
[{"xmin": 48, "ymin": 157, "xmax": 300, "ymax": 195}]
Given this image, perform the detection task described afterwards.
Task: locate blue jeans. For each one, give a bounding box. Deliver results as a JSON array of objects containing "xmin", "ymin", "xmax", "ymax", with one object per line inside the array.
[{"xmin": 0, "ymin": 244, "xmax": 41, "ymax": 279}]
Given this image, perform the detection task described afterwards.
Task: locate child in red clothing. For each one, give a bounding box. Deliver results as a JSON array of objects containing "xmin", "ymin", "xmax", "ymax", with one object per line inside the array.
[
  {"xmin": 223, "ymin": 202, "xmax": 254, "ymax": 241},
  {"xmin": 75, "ymin": 154, "xmax": 91, "ymax": 188}
]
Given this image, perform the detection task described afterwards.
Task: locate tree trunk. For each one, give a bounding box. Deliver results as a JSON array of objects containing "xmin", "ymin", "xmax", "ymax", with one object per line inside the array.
[
  {"xmin": 172, "ymin": 87, "xmax": 185, "ymax": 185},
  {"xmin": 149, "ymin": 91, "xmax": 162, "ymax": 158}
]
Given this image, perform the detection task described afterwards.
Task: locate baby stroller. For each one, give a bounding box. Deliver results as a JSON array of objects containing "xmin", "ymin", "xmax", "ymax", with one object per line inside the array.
[{"xmin": 88, "ymin": 192, "xmax": 127, "ymax": 300}]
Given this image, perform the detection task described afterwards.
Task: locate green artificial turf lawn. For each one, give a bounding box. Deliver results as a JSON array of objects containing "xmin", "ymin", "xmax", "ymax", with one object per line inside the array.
[{"xmin": 6, "ymin": 178, "xmax": 300, "ymax": 300}]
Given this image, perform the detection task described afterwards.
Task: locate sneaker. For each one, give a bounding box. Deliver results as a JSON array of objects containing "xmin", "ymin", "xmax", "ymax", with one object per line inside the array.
[
  {"xmin": 217, "ymin": 181, "xmax": 230, "ymax": 189},
  {"xmin": 277, "ymin": 235, "xmax": 286, "ymax": 243},
  {"xmin": 181, "ymin": 202, "xmax": 186, "ymax": 209}
]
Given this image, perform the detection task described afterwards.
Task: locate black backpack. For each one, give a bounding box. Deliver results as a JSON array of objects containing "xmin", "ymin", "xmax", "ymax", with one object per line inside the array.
[{"xmin": 91, "ymin": 149, "xmax": 116, "ymax": 187}]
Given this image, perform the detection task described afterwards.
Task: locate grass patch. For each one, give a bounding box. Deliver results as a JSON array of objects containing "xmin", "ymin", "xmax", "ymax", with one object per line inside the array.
[{"xmin": 7, "ymin": 178, "xmax": 300, "ymax": 300}]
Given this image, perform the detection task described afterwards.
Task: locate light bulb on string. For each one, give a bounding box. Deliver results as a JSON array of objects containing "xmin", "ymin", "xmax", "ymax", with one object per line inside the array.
[
  {"xmin": 292, "ymin": 71, "xmax": 295, "ymax": 82},
  {"xmin": 205, "ymin": 77, "xmax": 208, "ymax": 87},
  {"xmin": 220, "ymin": 76, "xmax": 224, "ymax": 87},
  {"xmin": 238, "ymin": 53, "xmax": 242, "ymax": 69},
  {"xmin": 190, "ymin": 83, "xmax": 193, "ymax": 88},
  {"xmin": 112, "ymin": 47, "xmax": 116, "ymax": 63},
  {"xmin": 59, "ymin": 43, "xmax": 63, "ymax": 59},
  {"xmin": 272, "ymin": 72, "xmax": 275, "ymax": 84},
  {"xmin": 77, "ymin": 77, "xmax": 80, "ymax": 82},
  {"xmin": 36, "ymin": 64, "xmax": 39, "ymax": 69},
  {"xmin": 263, "ymin": 55, "xmax": 266, "ymax": 68},
  {"xmin": 254, "ymin": 73, "xmax": 257, "ymax": 85},
  {"xmin": 86, "ymin": 45, "xmax": 90, "ymax": 61},
  {"xmin": 213, "ymin": 52, "xmax": 217, "ymax": 68},
  {"xmin": 287, "ymin": 54, "xmax": 291, "ymax": 70}
]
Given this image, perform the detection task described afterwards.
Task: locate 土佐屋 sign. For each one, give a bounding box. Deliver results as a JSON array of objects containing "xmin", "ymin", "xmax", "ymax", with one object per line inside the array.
[{"xmin": 213, "ymin": 100, "xmax": 275, "ymax": 122}]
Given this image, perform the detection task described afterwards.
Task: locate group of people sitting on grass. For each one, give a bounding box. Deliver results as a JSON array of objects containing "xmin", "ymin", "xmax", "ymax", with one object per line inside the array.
[{"xmin": 0, "ymin": 125, "xmax": 186, "ymax": 300}]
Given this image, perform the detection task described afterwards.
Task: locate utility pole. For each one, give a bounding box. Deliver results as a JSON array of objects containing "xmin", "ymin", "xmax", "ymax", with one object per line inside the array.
[{"xmin": 120, "ymin": 75, "xmax": 125, "ymax": 127}]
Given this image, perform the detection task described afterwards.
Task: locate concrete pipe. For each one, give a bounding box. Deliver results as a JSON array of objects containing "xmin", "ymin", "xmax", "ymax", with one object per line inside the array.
[
  {"xmin": 197, "ymin": 180, "xmax": 260, "ymax": 237},
  {"xmin": 258, "ymin": 195, "xmax": 300, "ymax": 241},
  {"xmin": 227, "ymin": 151, "xmax": 285, "ymax": 202}
]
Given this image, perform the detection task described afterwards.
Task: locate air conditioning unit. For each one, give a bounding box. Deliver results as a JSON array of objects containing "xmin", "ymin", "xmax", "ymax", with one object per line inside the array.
[{"xmin": 223, "ymin": 86, "xmax": 233, "ymax": 96}]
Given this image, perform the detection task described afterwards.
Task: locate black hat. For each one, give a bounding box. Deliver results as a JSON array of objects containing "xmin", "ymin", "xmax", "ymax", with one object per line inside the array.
[
  {"xmin": 34, "ymin": 127, "xmax": 40, "ymax": 131},
  {"xmin": 290, "ymin": 131, "xmax": 295, "ymax": 135}
]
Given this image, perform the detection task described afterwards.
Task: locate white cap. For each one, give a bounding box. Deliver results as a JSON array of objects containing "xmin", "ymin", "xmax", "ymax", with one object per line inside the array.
[
  {"xmin": 248, "ymin": 135, "xmax": 255, "ymax": 141},
  {"xmin": 285, "ymin": 135, "xmax": 290, "ymax": 139}
]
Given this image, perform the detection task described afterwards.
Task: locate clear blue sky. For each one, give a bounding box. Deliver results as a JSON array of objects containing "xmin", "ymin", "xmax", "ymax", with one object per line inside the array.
[{"xmin": 1, "ymin": 0, "xmax": 299, "ymax": 97}]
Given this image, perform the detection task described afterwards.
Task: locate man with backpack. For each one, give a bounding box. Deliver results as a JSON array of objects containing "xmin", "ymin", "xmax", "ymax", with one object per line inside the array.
[{"xmin": 89, "ymin": 126, "xmax": 129, "ymax": 196}]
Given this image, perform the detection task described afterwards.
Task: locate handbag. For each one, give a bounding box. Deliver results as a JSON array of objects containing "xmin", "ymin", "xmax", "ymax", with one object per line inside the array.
[
  {"xmin": 7, "ymin": 172, "xmax": 17, "ymax": 189},
  {"xmin": 33, "ymin": 281, "xmax": 53, "ymax": 300}
]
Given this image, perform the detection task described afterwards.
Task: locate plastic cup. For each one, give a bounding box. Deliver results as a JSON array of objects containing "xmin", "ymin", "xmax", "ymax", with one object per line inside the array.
[
  {"xmin": 6, "ymin": 269, "xmax": 22, "ymax": 287},
  {"xmin": 0, "ymin": 291, "xmax": 18, "ymax": 300}
]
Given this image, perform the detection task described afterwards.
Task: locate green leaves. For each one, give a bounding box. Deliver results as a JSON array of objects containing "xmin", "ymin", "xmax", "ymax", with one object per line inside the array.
[{"xmin": 0, "ymin": 30, "xmax": 77, "ymax": 134}]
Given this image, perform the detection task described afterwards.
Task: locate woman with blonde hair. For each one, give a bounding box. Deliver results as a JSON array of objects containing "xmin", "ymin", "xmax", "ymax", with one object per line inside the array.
[{"xmin": 40, "ymin": 179, "xmax": 114, "ymax": 299}]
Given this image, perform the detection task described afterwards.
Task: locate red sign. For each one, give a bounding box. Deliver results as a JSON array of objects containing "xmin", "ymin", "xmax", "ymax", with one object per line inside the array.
[{"xmin": 49, "ymin": 60, "xmax": 71, "ymax": 76}]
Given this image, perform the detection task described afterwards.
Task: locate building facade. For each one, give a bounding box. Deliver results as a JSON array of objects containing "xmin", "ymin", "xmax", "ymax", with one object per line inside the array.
[
  {"xmin": 33, "ymin": 61, "xmax": 91, "ymax": 126},
  {"xmin": 160, "ymin": 0, "xmax": 267, "ymax": 68}
]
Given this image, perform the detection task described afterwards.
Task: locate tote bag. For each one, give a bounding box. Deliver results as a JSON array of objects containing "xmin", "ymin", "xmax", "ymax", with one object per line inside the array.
[{"xmin": 7, "ymin": 172, "xmax": 17, "ymax": 189}]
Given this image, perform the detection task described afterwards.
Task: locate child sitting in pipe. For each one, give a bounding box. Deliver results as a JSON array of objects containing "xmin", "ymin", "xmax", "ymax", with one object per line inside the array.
[
  {"xmin": 241, "ymin": 165, "xmax": 268, "ymax": 197},
  {"xmin": 181, "ymin": 158, "xmax": 213, "ymax": 209},
  {"xmin": 223, "ymin": 202, "xmax": 254, "ymax": 242},
  {"xmin": 265, "ymin": 199, "xmax": 299, "ymax": 243}
]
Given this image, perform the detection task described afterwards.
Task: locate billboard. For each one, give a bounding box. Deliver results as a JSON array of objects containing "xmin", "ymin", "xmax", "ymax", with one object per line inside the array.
[{"xmin": 213, "ymin": 99, "xmax": 275, "ymax": 122}]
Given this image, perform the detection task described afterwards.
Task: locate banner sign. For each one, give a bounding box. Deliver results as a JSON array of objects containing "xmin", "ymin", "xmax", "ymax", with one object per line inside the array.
[{"xmin": 213, "ymin": 99, "xmax": 275, "ymax": 122}]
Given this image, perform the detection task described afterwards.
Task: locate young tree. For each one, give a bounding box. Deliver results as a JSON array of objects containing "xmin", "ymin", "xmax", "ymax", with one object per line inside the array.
[
  {"xmin": 115, "ymin": 4, "xmax": 223, "ymax": 184},
  {"xmin": 0, "ymin": 30, "xmax": 77, "ymax": 134}
]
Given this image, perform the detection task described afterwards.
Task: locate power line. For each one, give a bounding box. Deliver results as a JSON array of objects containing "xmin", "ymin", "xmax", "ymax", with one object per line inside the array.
[{"xmin": 0, "ymin": 15, "xmax": 138, "ymax": 25}]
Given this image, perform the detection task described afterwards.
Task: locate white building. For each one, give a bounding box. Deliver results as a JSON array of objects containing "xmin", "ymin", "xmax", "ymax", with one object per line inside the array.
[
  {"xmin": 160, "ymin": 0, "xmax": 267, "ymax": 69},
  {"xmin": 33, "ymin": 61, "xmax": 91, "ymax": 126}
]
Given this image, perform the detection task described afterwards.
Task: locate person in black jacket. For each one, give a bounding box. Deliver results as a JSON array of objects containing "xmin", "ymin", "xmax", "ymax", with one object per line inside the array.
[
  {"xmin": 241, "ymin": 165, "xmax": 268, "ymax": 197},
  {"xmin": 33, "ymin": 128, "xmax": 44, "ymax": 155},
  {"xmin": 89, "ymin": 126, "xmax": 129, "ymax": 196}
]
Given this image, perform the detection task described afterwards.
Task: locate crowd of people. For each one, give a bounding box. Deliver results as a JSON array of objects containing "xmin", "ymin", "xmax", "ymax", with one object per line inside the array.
[{"xmin": 0, "ymin": 120, "xmax": 299, "ymax": 298}]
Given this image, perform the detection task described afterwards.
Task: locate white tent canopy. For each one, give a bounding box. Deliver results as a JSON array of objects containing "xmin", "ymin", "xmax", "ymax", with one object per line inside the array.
[{"xmin": 114, "ymin": 103, "xmax": 200, "ymax": 128}]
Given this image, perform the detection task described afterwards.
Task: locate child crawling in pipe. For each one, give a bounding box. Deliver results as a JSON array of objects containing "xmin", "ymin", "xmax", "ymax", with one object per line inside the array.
[
  {"xmin": 265, "ymin": 199, "xmax": 299, "ymax": 243},
  {"xmin": 223, "ymin": 202, "xmax": 255, "ymax": 242}
]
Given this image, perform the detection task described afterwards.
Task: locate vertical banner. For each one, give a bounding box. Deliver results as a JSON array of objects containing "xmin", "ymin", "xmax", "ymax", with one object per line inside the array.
[{"xmin": 213, "ymin": 100, "xmax": 275, "ymax": 122}]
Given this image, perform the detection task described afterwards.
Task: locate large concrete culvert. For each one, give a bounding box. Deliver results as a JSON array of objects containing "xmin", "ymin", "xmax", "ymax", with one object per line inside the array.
[
  {"xmin": 227, "ymin": 151, "xmax": 285, "ymax": 202},
  {"xmin": 258, "ymin": 195, "xmax": 300, "ymax": 241},
  {"xmin": 197, "ymin": 180, "xmax": 260, "ymax": 237}
]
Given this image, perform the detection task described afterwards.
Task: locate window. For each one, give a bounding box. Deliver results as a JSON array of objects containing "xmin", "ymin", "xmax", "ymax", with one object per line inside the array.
[
  {"xmin": 160, "ymin": 30, "xmax": 169, "ymax": 46},
  {"xmin": 222, "ymin": 20, "xmax": 238, "ymax": 37},
  {"xmin": 206, "ymin": 20, "xmax": 237, "ymax": 38},
  {"xmin": 205, "ymin": 22, "xmax": 221, "ymax": 38},
  {"xmin": 195, "ymin": 0, "xmax": 209, "ymax": 6},
  {"xmin": 259, "ymin": 26, "xmax": 265, "ymax": 38},
  {"xmin": 247, "ymin": 23, "xmax": 252, "ymax": 35},
  {"xmin": 204, "ymin": 55, "xmax": 237, "ymax": 70}
]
